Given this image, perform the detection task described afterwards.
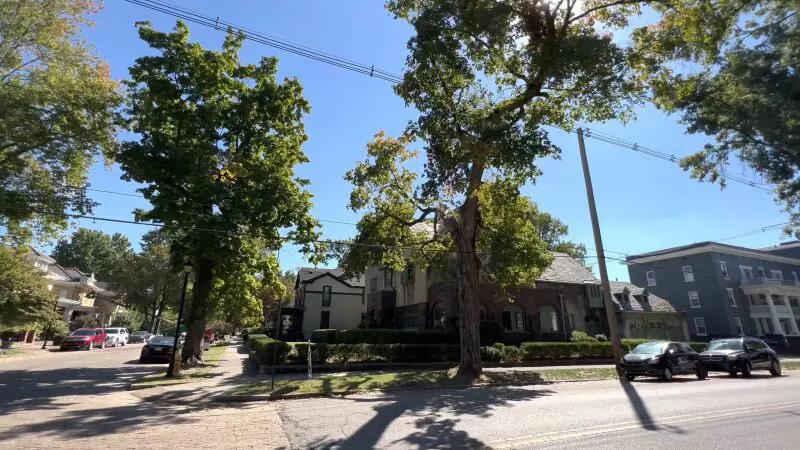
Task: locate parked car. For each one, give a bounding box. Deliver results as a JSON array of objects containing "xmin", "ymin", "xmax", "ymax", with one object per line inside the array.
[
  {"xmin": 60, "ymin": 328, "xmax": 108, "ymax": 351},
  {"xmin": 129, "ymin": 330, "xmax": 153, "ymax": 344},
  {"xmin": 700, "ymin": 337, "xmax": 782, "ymax": 377},
  {"xmin": 204, "ymin": 330, "xmax": 216, "ymax": 343},
  {"xmin": 139, "ymin": 336, "xmax": 180, "ymax": 363},
  {"xmin": 759, "ymin": 334, "xmax": 789, "ymax": 349},
  {"xmin": 104, "ymin": 328, "xmax": 128, "ymax": 347},
  {"xmin": 621, "ymin": 341, "xmax": 707, "ymax": 382}
]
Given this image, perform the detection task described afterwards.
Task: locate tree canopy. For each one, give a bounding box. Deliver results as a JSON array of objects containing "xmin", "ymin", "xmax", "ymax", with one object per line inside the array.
[
  {"xmin": 118, "ymin": 21, "xmax": 324, "ymax": 361},
  {"xmin": 0, "ymin": 0, "xmax": 119, "ymax": 243},
  {"xmin": 0, "ymin": 247, "xmax": 56, "ymax": 330},
  {"xmin": 52, "ymin": 228, "xmax": 133, "ymax": 280}
]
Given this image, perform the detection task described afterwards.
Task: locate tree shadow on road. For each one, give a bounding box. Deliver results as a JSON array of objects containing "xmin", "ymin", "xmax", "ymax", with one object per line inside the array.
[{"xmin": 297, "ymin": 382, "xmax": 553, "ymax": 449}]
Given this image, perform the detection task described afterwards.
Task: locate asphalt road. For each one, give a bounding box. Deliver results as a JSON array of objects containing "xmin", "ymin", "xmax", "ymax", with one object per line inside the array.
[{"xmin": 279, "ymin": 372, "xmax": 800, "ymax": 449}]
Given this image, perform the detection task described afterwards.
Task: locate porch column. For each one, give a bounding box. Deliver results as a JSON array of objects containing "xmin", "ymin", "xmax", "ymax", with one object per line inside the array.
[
  {"xmin": 765, "ymin": 293, "xmax": 785, "ymax": 335},
  {"xmin": 790, "ymin": 314, "xmax": 800, "ymax": 335}
]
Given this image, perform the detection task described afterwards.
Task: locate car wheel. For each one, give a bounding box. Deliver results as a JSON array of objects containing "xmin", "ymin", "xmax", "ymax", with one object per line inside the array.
[
  {"xmin": 770, "ymin": 359, "xmax": 782, "ymax": 376},
  {"xmin": 139, "ymin": 357, "xmax": 147, "ymax": 364},
  {"xmin": 661, "ymin": 366, "xmax": 673, "ymax": 382},
  {"xmin": 741, "ymin": 360, "xmax": 752, "ymax": 378},
  {"xmin": 99, "ymin": 340, "xmax": 105, "ymax": 349},
  {"xmin": 88, "ymin": 341, "xmax": 93, "ymax": 351},
  {"xmin": 626, "ymin": 374, "xmax": 636, "ymax": 382},
  {"xmin": 121, "ymin": 340, "xmax": 126, "ymax": 347},
  {"xmin": 728, "ymin": 369, "xmax": 738, "ymax": 377},
  {"xmin": 696, "ymin": 364, "xmax": 707, "ymax": 380}
]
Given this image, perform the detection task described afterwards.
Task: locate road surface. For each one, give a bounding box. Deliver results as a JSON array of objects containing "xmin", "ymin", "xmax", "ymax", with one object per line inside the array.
[{"xmin": 2, "ymin": 348, "xmax": 799, "ymax": 449}]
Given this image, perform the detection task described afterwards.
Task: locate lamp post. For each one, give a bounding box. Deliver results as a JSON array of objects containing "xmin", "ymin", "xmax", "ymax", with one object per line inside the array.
[{"xmin": 166, "ymin": 262, "xmax": 193, "ymax": 378}]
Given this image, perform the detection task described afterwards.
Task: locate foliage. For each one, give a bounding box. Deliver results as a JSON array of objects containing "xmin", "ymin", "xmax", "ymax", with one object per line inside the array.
[
  {"xmin": 0, "ymin": 0, "xmax": 120, "ymax": 243},
  {"xmin": 110, "ymin": 310, "xmax": 144, "ymax": 330},
  {"xmin": 570, "ymin": 331, "xmax": 599, "ymax": 342},
  {"xmin": 257, "ymin": 268, "xmax": 296, "ymax": 331},
  {"xmin": 626, "ymin": 1, "xmax": 800, "ymax": 232},
  {"xmin": 249, "ymin": 334, "xmax": 290, "ymax": 365},
  {"xmin": 0, "ymin": 247, "xmax": 56, "ymax": 328},
  {"xmin": 52, "ymin": 228, "xmax": 133, "ymax": 279},
  {"xmin": 118, "ymin": 21, "xmax": 324, "ymax": 361},
  {"xmin": 310, "ymin": 328, "xmax": 458, "ymax": 344}
]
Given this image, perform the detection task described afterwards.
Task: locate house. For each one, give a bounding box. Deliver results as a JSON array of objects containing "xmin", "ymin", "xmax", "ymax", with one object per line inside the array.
[
  {"xmin": 609, "ymin": 281, "xmax": 689, "ymax": 341},
  {"xmin": 28, "ymin": 248, "xmax": 119, "ymax": 326},
  {"xmin": 291, "ymin": 268, "xmax": 365, "ymax": 339},
  {"xmin": 626, "ymin": 241, "xmax": 800, "ymax": 340}
]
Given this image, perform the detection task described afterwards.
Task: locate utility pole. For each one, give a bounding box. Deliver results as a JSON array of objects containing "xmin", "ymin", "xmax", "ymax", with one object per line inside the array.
[{"xmin": 577, "ymin": 128, "xmax": 622, "ymax": 370}]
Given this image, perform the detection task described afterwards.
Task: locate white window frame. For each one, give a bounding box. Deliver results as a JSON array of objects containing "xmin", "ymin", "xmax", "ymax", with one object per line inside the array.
[
  {"xmin": 726, "ymin": 287, "xmax": 737, "ymax": 307},
  {"xmin": 58, "ymin": 287, "xmax": 68, "ymax": 299},
  {"xmin": 694, "ymin": 317, "xmax": 707, "ymax": 336},
  {"xmin": 771, "ymin": 270, "xmax": 784, "ymax": 281},
  {"xmin": 720, "ymin": 261, "xmax": 729, "ymax": 279},
  {"xmin": 734, "ymin": 317, "xmax": 743, "ymax": 336},
  {"xmin": 792, "ymin": 271, "xmax": 798, "ymax": 282},
  {"xmin": 688, "ymin": 291, "xmax": 701, "ymax": 308},
  {"xmin": 682, "ymin": 265, "xmax": 695, "ymax": 282},
  {"xmin": 646, "ymin": 270, "xmax": 656, "ymax": 286},
  {"xmin": 740, "ymin": 266, "xmax": 753, "ymax": 280}
]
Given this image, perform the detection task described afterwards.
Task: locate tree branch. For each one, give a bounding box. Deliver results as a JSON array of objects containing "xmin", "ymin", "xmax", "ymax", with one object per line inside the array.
[{"xmin": 569, "ymin": 0, "xmax": 655, "ymax": 24}]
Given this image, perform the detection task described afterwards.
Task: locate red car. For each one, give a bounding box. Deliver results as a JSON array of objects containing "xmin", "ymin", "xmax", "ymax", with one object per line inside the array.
[
  {"xmin": 203, "ymin": 330, "xmax": 216, "ymax": 342},
  {"xmin": 60, "ymin": 328, "xmax": 108, "ymax": 351}
]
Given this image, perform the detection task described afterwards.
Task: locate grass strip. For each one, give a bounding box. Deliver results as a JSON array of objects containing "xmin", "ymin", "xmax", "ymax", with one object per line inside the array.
[
  {"xmin": 133, "ymin": 345, "xmax": 227, "ymax": 388},
  {"xmin": 0, "ymin": 348, "xmax": 25, "ymax": 357}
]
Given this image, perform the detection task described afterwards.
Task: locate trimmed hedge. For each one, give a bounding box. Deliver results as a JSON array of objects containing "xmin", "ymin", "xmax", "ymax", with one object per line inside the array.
[
  {"xmin": 288, "ymin": 342, "xmax": 460, "ymax": 365},
  {"xmin": 249, "ymin": 334, "xmax": 290, "ymax": 365},
  {"xmin": 310, "ymin": 328, "xmax": 458, "ymax": 345}
]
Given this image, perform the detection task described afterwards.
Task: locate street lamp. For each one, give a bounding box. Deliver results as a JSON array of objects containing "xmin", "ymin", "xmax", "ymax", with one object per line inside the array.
[{"xmin": 166, "ymin": 261, "xmax": 193, "ymax": 378}]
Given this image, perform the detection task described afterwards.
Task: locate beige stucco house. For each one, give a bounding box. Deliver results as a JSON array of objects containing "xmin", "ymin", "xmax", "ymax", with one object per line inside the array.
[{"xmin": 292, "ymin": 268, "xmax": 365, "ymax": 339}]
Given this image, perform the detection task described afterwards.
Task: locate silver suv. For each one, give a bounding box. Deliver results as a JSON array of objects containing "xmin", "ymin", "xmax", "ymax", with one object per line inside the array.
[{"xmin": 104, "ymin": 328, "xmax": 128, "ymax": 347}]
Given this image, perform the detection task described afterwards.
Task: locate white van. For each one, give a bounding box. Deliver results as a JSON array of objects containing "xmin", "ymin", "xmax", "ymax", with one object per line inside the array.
[{"xmin": 104, "ymin": 328, "xmax": 129, "ymax": 347}]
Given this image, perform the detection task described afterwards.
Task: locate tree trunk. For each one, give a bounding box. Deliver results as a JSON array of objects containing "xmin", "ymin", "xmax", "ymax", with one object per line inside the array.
[
  {"xmin": 452, "ymin": 194, "xmax": 483, "ymax": 378},
  {"xmin": 181, "ymin": 257, "xmax": 213, "ymax": 363}
]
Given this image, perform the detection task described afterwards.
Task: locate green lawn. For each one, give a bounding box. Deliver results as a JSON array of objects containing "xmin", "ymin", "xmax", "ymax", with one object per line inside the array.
[
  {"xmin": 782, "ymin": 360, "xmax": 800, "ymax": 371},
  {"xmin": 133, "ymin": 345, "xmax": 227, "ymax": 388},
  {"xmin": 228, "ymin": 367, "xmax": 618, "ymax": 399},
  {"xmin": 0, "ymin": 348, "xmax": 24, "ymax": 358}
]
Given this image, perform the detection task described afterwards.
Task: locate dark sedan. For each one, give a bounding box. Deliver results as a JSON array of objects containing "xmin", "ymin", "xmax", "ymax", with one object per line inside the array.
[
  {"xmin": 139, "ymin": 336, "xmax": 180, "ymax": 363},
  {"xmin": 129, "ymin": 331, "xmax": 153, "ymax": 344},
  {"xmin": 700, "ymin": 337, "xmax": 782, "ymax": 377},
  {"xmin": 621, "ymin": 341, "xmax": 707, "ymax": 382}
]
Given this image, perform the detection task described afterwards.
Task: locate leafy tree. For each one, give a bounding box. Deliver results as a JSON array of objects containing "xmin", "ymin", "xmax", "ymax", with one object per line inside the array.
[
  {"xmin": 633, "ymin": 1, "xmax": 800, "ymax": 232},
  {"xmin": 114, "ymin": 230, "xmax": 183, "ymax": 331},
  {"xmin": 0, "ymin": 247, "xmax": 56, "ymax": 330},
  {"xmin": 118, "ymin": 22, "xmax": 323, "ymax": 362},
  {"xmin": 110, "ymin": 309, "xmax": 145, "ymax": 330},
  {"xmin": 258, "ymin": 269, "xmax": 296, "ymax": 332},
  {"xmin": 0, "ymin": 0, "xmax": 120, "ymax": 243},
  {"xmin": 529, "ymin": 209, "xmax": 588, "ymax": 265},
  {"xmin": 52, "ymin": 228, "xmax": 133, "ymax": 279},
  {"xmin": 346, "ymin": 0, "xmax": 682, "ymax": 376}
]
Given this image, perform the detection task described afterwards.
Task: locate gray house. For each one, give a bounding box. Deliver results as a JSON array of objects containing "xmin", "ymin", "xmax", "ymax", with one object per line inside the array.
[{"xmin": 627, "ymin": 241, "xmax": 800, "ymax": 340}]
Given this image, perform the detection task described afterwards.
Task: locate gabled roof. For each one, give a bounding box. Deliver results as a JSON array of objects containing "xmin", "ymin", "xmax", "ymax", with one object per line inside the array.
[
  {"xmin": 608, "ymin": 281, "xmax": 679, "ymax": 313},
  {"xmin": 29, "ymin": 248, "xmax": 56, "ymax": 264},
  {"xmin": 537, "ymin": 252, "xmax": 599, "ymax": 285},
  {"xmin": 296, "ymin": 267, "xmax": 364, "ymax": 289}
]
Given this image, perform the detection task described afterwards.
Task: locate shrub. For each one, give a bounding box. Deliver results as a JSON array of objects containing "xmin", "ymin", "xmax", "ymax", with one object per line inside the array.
[
  {"xmin": 481, "ymin": 345, "xmax": 503, "ymax": 362},
  {"xmin": 502, "ymin": 345, "xmax": 524, "ymax": 363},
  {"xmin": 570, "ymin": 331, "xmax": 598, "ymax": 342},
  {"xmin": 593, "ymin": 334, "xmax": 608, "ymax": 342},
  {"xmin": 248, "ymin": 334, "xmax": 290, "ymax": 365},
  {"xmin": 309, "ymin": 328, "xmax": 457, "ymax": 345},
  {"xmin": 311, "ymin": 329, "xmax": 337, "ymax": 344}
]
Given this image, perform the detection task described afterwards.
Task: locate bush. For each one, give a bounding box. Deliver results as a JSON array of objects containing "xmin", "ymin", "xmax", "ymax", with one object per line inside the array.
[
  {"xmin": 521, "ymin": 342, "xmax": 614, "ymax": 360},
  {"xmin": 311, "ymin": 329, "xmax": 337, "ymax": 344},
  {"xmin": 248, "ymin": 334, "xmax": 290, "ymax": 365},
  {"xmin": 502, "ymin": 345, "xmax": 524, "ymax": 363},
  {"xmin": 570, "ymin": 331, "xmax": 598, "ymax": 342},
  {"xmin": 310, "ymin": 328, "xmax": 457, "ymax": 345},
  {"xmin": 593, "ymin": 334, "xmax": 608, "ymax": 342},
  {"xmin": 481, "ymin": 345, "xmax": 503, "ymax": 362}
]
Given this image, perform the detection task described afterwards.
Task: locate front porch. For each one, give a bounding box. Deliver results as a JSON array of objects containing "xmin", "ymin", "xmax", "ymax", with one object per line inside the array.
[{"xmin": 741, "ymin": 279, "xmax": 800, "ymax": 336}]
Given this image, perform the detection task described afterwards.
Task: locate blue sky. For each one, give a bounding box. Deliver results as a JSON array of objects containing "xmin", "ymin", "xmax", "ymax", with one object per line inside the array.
[{"xmin": 65, "ymin": 0, "xmax": 789, "ymax": 282}]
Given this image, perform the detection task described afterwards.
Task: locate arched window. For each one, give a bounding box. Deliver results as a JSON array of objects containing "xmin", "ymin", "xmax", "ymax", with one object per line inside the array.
[{"xmin": 539, "ymin": 305, "xmax": 559, "ymax": 333}]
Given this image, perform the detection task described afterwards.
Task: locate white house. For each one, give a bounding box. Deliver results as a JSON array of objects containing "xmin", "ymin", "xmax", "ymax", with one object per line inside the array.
[{"xmin": 294, "ymin": 268, "xmax": 365, "ymax": 339}]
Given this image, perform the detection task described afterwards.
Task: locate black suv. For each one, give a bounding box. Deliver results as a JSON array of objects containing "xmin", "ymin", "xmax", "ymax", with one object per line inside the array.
[
  {"xmin": 700, "ymin": 337, "xmax": 782, "ymax": 377},
  {"xmin": 621, "ymin": 341, "xmax": 707, "ymax": 381}
]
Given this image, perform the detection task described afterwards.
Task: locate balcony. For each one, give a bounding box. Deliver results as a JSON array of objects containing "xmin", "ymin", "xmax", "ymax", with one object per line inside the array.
[
  {"xmin": 741, "ymin": 278, "xmax": 800, "ymax": 287},
  {"xmin": 749, "ymin": 304, "xmax": 793, "ymax": 315}
]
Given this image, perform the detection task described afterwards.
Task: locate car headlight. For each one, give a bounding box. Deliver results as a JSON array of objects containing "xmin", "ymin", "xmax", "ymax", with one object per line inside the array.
[
  {"xmin": 620, "ymin": 358, "xmax": 626, "ymax": 364},
  {"xmin": 727, "ymin": 354, "xmax": 740, "ymax": 360},
  {"xmin": 648, "ymin": 356, "xmax": 660, "ymax": 363}
]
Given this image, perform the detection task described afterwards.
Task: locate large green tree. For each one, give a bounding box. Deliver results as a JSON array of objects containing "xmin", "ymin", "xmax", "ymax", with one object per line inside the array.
[
  {"xmin": 118, "ymin": 22, "xmax": 323, "ymax": 362},
  {"xmin": 0, "ymin": 247, "xmax": 56, "ymax": 330},
  {"xmin": 633, "ymin": 1, "xmax": 800, "ymax": 232},
  {"xmin": 0, "ymin": 0, "xmax": 119, "ymax": 243},
  {"xmin": 347, "ymin": 0, "xmax": 705, "ymax": 376},
  {"xmin": 52, "ymin": 228, "xmax": 133, "ymax": 279}
]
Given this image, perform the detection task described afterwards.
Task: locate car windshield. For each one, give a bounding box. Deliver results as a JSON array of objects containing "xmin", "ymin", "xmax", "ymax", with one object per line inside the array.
[
  {"xmin": 105, "ymin": 328, "xmax": 119, "ymax": 334},
  {"xmin": 707, "ymin": 340, "xmax": 743, "ymax": 351},
  {"xmin": 631, "ymin": 343, "xmax": 667, "ymax": 354},
  {"xmin": 132, "ymin": 331, "xmax": 147, "ymax": 336},
  {"xmin": 71, "ymin": 329, "xmax": 96, "ymax": 336},
  {"xmin": 149, "ymin": 337, "xmax": 174, "ymax": 346}
]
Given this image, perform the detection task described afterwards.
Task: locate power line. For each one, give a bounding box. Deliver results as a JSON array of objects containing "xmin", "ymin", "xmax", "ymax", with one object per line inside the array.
[{"xmin": 121, "ymin": 0, "xmax": 404, "ymax": 84}]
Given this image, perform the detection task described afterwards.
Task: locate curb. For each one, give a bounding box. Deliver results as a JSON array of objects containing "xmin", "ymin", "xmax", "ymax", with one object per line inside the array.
[{"xmin": 214, "ymin": 377, "xmax": 613, "ymax": 403}]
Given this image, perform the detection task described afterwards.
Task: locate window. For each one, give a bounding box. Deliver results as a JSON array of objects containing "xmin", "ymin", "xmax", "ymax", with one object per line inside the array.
[
  {"xmin": 646, "ymin": 271, "xmax": 656, "ymax": 286},
  {"xmin": 320, "ymin": 311, "xmax": 330, "ymax": 329},
  {"xmin": 322, "ymin": 286, "xmax": 332, "ymax": 307},
  {"xmin": 726, "ymin": 288, "xmax": 737, "ymax": 307},
  {"xmin": 740, "ymin": 266, "xmax": 753, "ymax": 279},
  {"xmin": 383, "ymin": 270, "xmax": 393, "ymax": 289},
  {"xmin": 539, "ymin": 306, "xmax": 559, "ymax": 333},
  {"xmin": 758, "ymin": 267, "xmax": 766, "ymax": 278},
  {"xmin": 688, "ymin": 291, "xmax": 701, "ymax": 308},
  {"xmin": 789, "ymin": 297, "xmax": 800, "ymax": 307},
  {"xmin": 59, "ymin": 288, "xmax": 68, "ymax": 299},
  {"xmin": 734, "ymin": 317, "xmax": 744, "ymax": 336},
  {"xmin": 694, "ymin": 317, "xmax": 707, "ymax": 336},
  {"xmin": 771, "ymin": 270, "xmax": 784, "ymax": 281},
  {"xmin": 404, "ymin": 262, "xmax": 415, "ymax": 283},
  {"xmin": 793, "ymin": 271, "xmax": 799, "ymax": 282},
  {"xmin": 720, "ymin": 261, "xmax": 729, "ymax": 279},
  {"xmin": 515, "ymin": 312, "xmax": 525, "ymax": 331},
  {"xmin": 682, "ymin": 265, "xmax": 694, "ymax": 282},
  {"xmin": 370, "ymin": 277, "xmax": 377, "ymax": 293},
  {"xmin": 772, "ymin": 294, "xmax": 785, "ymax": 305}
]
